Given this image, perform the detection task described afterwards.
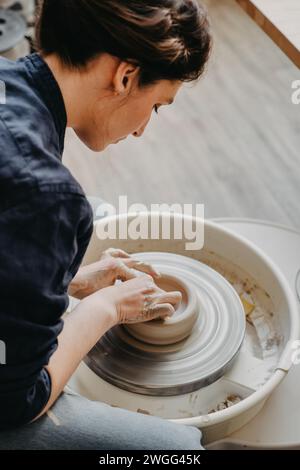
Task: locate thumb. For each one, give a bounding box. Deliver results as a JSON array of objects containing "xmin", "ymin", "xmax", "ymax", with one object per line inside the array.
[
  {"xmin": 116, "ymin": 262, "xmax": 138, "ymax": 281},
  {"xmin": 146, "ymin": 303, "xmax": 175, "ymax": 322}
]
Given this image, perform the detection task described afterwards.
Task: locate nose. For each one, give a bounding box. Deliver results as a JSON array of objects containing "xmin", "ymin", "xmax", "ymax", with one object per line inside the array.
[
  {"xmin": 132, "ymin": 127, "xmax": 144, "ymax": 138},
  {"xmin": 132, "ymin": 119, "xmax": 150, "ymax": 138}
]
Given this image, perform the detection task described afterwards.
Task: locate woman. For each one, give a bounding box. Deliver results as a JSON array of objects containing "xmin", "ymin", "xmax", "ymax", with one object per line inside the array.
[{"xmin": 0, "ymin": 0, "xmax": 211, "ymax": 449}]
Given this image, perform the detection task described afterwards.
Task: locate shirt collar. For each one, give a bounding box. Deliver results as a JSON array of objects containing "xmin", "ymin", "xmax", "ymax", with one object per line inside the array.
[{"xmin": 22, "ymin": 52, "xmax": 67, "ymax": 154}]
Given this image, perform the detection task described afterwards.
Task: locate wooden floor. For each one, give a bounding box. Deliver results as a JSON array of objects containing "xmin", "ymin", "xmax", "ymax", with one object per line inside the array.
[{"xmin": 63, "ymin": 0, "xmax": 300, "ymax": 229}]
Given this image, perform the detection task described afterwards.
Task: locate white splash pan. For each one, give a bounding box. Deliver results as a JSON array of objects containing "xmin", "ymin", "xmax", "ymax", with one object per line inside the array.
[{"xmin": 68, "ymin": 213, "xmax": 299, "ymax": 443}]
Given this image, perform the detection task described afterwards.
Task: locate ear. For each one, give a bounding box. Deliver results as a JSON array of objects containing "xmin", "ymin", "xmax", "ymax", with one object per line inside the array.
[{"xmin": 113, "ymin": 61, "xmax": 140, "ymax": 95}]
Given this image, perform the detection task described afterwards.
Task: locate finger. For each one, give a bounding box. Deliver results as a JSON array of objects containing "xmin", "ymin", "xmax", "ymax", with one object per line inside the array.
[
  {"xmin": 132, "ymin": 273, "xmax": 157, "ymax": 293},
  {"xmin": 116, "ymin": 263, "xmax": 138, "ymax": 281},
  {"xmin": 149, "ymin": 291, "xmax": 182, "ymax": 306},
  {"xmin": 124, "ymin": 259, "xmax": 161, "ymax": 278},
  {"xmin": 147, "ymin": 303, "xmax": 175, "ymax": 321},
  {"xmin": 110, "ymin": 248, "xmax": 132, "ymax": 259},
  {"xmin": 101, "ymin": 248, "xmax": 131, "ymax": 260}
]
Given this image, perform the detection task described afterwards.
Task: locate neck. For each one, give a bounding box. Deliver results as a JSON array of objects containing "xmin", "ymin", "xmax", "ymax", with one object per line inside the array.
[
  {"xmin": 42, "ymin": 54, "xmax": 84, "ymax": 129},
  {"xmin": 42, "ymin": 53, "xmax": 117, "ymax": 133}
]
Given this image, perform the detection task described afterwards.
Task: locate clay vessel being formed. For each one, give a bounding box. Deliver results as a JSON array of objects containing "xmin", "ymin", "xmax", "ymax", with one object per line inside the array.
[{"xmin": 124, "ymin": 273, "xmax": 199, "ymax": 346}]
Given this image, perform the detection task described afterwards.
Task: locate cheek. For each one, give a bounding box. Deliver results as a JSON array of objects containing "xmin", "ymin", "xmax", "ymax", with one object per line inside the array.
[
  {"xmin": 124, "ymin": 102, "xmax": 152, "ymax": 131},
  {"xmin": 92, "ymin": 100, "xmax": 152, "ymax": 143}
]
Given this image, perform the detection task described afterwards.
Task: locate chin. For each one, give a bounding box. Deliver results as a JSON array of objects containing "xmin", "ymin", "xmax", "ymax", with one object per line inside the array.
[
  {"xmin": 74, "ymin": 129, "xmax": 106, "ymax": 152},
  {"xmin": 89, "ymin": 142, "xmax": 106, "ymax": 152}
]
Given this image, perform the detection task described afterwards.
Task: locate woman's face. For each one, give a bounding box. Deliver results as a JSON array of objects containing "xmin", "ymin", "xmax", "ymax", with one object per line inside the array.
[{"xmin": 73, "ymin": 57, "xmax": 182, "ymax": 151}]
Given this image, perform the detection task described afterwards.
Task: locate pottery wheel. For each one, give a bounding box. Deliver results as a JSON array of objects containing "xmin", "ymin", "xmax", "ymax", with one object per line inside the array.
[{"xmin": 85, "ymin": 252, "xmax": 246, "ymax": 396}]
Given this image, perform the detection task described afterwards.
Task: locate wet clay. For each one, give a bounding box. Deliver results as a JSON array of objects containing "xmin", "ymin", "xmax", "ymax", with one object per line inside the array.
[{"xmin": 124, "ymin": 273, "xmax": 199, "ymax": 346}]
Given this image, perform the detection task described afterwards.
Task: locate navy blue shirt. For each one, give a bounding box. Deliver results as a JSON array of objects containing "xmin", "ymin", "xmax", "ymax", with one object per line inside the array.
[{"xmin": 0, "ymin": 53, "xmax": 94, "ymax": 430}]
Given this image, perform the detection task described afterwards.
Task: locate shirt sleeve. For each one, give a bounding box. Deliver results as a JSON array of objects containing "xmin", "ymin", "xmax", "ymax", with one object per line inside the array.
[{"xmin": 0, "ymin": 186, "xmax": 93, "ymax": 429}]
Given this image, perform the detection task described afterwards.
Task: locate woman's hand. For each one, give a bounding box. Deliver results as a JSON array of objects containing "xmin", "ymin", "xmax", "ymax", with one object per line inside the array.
[
  {"xmin": 68, "ymin": 248, "xmax": 161, "ymax": 299},
  {"xmin": 37, "ymin": 273, "xmax": 181, "ymax": 421},
  {"xmin": 82, "ymin": 273, "xmax": 182, "ymax": 326}
]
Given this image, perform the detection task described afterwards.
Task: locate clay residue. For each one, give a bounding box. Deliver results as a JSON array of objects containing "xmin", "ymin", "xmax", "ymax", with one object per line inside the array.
[
  {"xmin": 209, "ymin": 394, "xmax": 242, "ymax": 414},
  {"xmin": 199, "ymin": 250, "xmax": 282, "ymax": 367},
  {"xmin": 137, "ymin": 408, "xmax": 151, "ymax": 415}
]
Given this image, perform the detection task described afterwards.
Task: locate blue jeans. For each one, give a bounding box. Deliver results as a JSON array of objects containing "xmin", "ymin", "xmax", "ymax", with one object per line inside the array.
[{"xmin": 0, "ymin": 388, "xmax": 203, "ymax": 450}]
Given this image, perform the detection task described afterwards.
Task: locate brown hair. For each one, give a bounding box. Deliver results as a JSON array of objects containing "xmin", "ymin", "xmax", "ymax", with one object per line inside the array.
[{"xmin": 35, "ymin": 0, "xmax": 212, "ymax": 87}]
